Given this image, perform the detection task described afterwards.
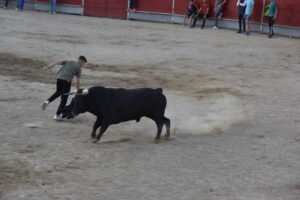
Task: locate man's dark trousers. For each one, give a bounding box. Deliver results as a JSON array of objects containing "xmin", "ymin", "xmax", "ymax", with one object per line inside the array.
[{"xmin": 48, "ymin": 79, "xmax": 71, "ymax": 115}]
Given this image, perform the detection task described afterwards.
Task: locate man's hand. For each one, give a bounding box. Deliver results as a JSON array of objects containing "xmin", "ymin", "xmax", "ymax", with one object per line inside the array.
[
  {"xmin": 43, "ymin": 66, "xmax": 48, "ymax": 70},
  {"xmin": 43, "ymin": 61, "xmax": 62, "ymax": 70}
]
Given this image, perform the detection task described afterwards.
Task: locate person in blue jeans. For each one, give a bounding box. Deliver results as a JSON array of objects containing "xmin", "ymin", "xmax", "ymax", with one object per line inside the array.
[
  {"xmin": 244, "ymin": 0, "xmax": 254, "ymax": 36},
  {"xmin": 16, "ymin": 0, "xmax": 25, "ymax": 11},
  {"xmin": 50, "ymin": 0, "xmax": 56, "ymax": 14}
]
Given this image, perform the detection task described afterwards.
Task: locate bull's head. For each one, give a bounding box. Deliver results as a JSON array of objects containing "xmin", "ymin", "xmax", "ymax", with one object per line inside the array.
[{"xmin": 64, "ymin": 88, "xmax": 90, "ymax": 116}]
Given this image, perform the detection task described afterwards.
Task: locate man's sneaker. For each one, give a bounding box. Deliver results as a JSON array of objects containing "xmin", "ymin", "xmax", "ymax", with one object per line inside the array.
[
  {"xmin": 53, "ymin": 114, "xmax": 62, "ymax": 121},
  {"xmin": 212, "ymin": 26, "xmax": 219, "ymax": 30},
  {"xmin": 42, "ymin": 100, "xmax": 49, "ymax": 111}
]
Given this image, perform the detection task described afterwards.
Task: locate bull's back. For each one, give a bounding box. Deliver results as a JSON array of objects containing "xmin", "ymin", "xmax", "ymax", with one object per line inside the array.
[{"xmin": 107, "ymin": 88, "xmax": 166, "ymax": 123}]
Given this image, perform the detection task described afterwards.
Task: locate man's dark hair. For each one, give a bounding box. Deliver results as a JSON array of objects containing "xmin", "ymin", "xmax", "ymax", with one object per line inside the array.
[{"xmin": 79, "ymin": 56, "xmax": 87, "ymax": 63}]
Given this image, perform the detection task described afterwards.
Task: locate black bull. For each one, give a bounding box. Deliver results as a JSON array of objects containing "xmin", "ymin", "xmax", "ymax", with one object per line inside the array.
[{"xmin": 65, "ymin": 87, "xmax": 171, "ymax": 143}]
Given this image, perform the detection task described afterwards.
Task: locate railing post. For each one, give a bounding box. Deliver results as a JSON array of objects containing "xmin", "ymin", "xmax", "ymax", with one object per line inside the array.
[
  {"xmin": 260, "ymin": 0, "xmax": 266, "ymax": 33},
  {"xmin": 171, "ymin": 0, "xmax": 175, "ymax": 24}
]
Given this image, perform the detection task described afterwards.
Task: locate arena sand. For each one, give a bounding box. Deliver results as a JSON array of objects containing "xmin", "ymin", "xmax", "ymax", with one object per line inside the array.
[{"xmin": 0, "ymin": 10, "xmax": 299, "ymax": 200}]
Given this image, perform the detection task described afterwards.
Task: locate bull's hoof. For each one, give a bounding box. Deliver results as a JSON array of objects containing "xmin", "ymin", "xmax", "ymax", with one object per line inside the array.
[
  {"xmin": 91, "ymin": 139, "xmax": 100, "ymax": 143},
  {"xmin": 153, "ymin": 139, "xmax": 160, "ymax": 144}
]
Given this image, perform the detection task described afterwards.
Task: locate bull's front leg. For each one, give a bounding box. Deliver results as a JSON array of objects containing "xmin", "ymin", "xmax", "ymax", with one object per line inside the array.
[
  {"xmin": 91, "ymin": 117, "xmax": 102, "ymax": 139},
  {"xmin": 92, "ymin": 120, "xmax": 110, "ymax": 143}
]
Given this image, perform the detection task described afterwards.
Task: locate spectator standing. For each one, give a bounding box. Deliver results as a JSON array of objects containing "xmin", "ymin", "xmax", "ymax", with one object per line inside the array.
[
  {"xmin": 50, "ymin": 0, "xmax": 57, "ymax": 14},
  {"xmin": 245, "ymin": 0, "xmax": 254, "ymax": 35},
  {"xmin": 16, "ymin": 0, "xmax": 25, "ymax": 11},
  {"xmin": 267, "ymin": 0, "xmax": 277, "ymax": 38},
  {"xmin": 183, "ymin": 0, "xmax": 198, "ymax": 27},
  {"xmin": 236, "ymin": 0, "xmax": 246, "ymax": 33},
  {"xmin": 191, "ymin": 0, "xmax": 210, "ymax": 29},
  {"xmin": 129, "ymin": 0, "xmax": 137, "ymax": 12},
  {"xmin": 212, "ymin": 0, "xmax": 226, "ymax": 30},
  {"xmin": 3, "ymin": 0, "xmax": 9, "ymax": 8}
]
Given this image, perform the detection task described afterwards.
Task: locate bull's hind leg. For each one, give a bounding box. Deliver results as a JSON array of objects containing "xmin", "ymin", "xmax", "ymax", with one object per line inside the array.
[
  {"xmin": 154, "ymin": 121, "xmax": 163, "ymax": 143},
  {"xmin": 163, "ymin": 117, "xmax": 171, "ymax": 139},
  {"xmin": 91, "ymin": 117, "xmax": 102, "ymax": 139}
]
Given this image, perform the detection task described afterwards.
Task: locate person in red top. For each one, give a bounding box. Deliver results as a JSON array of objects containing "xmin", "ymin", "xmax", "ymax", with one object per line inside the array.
[{"xmin": 191, "ymin": 0, "xmax": 210, "ymax": 29}]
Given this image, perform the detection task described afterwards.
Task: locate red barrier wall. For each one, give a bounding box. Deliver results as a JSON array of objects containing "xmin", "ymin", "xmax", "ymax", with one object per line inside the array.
[
  {"xmin": 84, "ymin": 0, "xmax": 127, "ymax": 18},
  {"xmin": 137, "ymin": 0, "xmax": 173, "ymax": 13}
]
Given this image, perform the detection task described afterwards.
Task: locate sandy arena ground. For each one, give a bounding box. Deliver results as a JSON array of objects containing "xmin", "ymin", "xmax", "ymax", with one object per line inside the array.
[{"xmin": 0, "ymin": 9, "xmax": 299, "ymax": 200}]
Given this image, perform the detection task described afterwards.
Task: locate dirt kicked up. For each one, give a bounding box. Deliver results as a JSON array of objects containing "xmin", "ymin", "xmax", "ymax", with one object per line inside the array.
[{"xmin": 0, "ymin": 10, "xmax": 300, "ymax": 200}]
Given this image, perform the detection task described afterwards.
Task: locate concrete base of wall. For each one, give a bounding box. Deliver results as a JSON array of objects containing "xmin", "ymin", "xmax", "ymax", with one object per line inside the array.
[
  {"xmin": 27, "ymin": 2, "xmax": 83, "ymax": 15},
  {"xmin": 129, "ymin": 12, "xmax": 300, "ymax": 38}
]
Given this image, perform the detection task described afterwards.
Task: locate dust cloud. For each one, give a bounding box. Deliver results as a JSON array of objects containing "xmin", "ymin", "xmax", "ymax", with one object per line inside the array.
[{"xmin": 166, "ymin": 95, "xmax": 246, "ymax": 135}]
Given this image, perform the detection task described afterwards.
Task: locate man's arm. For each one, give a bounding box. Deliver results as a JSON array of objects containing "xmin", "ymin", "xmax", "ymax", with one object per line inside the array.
[
  {"xmin": 205, "ymin": 7, "xmax": 209, "ymax": 16},
  {"xmin": 197, "ymin": 7, "xmax": 202, "ymax": 15},
  {"xmin": 221, "ymin": 0, "xmax": 226, "ymax": 7},
  {"xmin": 236, "ymin": 0, "xmax": 240, "ymax": 7},
  {"xmin": 43, "ymin": 61, "xmax": 63, "ymax": 70},
  {"xmin": 76, "ymin": 77, "xmax": 80, "ymax": 89},
  {"xmin": 274, "ymin": 6, "xmax": 278, "ymax": 20}
]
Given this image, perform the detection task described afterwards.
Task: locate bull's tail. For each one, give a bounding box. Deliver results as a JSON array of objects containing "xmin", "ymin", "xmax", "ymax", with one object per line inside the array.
[{"xmin": 155, "ymin": 88, "xmax": 167, "ymax": 114}]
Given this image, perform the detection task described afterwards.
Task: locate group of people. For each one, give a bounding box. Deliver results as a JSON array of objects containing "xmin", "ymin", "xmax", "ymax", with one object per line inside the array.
[
  {"xmin": 3, "ymin": 0, "xmax": 57, "ymax": 14},
  {"xmin": 185, "ymin": 0, "xmax": 278, "ymax": 38}
]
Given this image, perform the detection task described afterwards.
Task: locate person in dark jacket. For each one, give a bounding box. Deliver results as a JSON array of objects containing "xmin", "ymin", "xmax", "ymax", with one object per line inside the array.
[
  {"xmin": 129, "ymin": 0, "xmax": 137, "ymax": 12},
  {"xmin": 236, "ymin": 0, "xmax": 246, "ymax": 33},
  {"xmin": 183, "ymin": 0, "xmax": 198, "ymax": 27},
  {"xmin": 3, "ymin": 0, "xmax": 9, "ymax": 8}
]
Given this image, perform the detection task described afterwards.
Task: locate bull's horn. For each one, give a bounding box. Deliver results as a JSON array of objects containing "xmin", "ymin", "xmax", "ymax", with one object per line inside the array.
[
  {"xmin": 64, "ymin": 92, "xmax": 76, "ymax": 95},
  {"xmin": 76, "ymin": 88, "xmax": 89, "ymax": 96},
  {"xmin": 64, "ymin": 89, "xmax": 78, "ymax": 96},
  {"xmin": 82, "ymin": 89, "xmax": 89, "ymax": 95}
]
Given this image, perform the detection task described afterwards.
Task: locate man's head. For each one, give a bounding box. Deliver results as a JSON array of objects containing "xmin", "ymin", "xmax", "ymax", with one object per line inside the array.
[
  {"xmin": 78, "ymin": 56, "xmax": 87, "ymax": 67},
  {"xmin": 203, "ymin": 0, "xmax": 207, "ymax": 3},
  {"xmin": 189, "ymin": 0, "xmax": 194, "ymax": 5}
]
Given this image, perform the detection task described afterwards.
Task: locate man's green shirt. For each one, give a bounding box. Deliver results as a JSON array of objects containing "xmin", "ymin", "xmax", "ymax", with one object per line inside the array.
[{"xmin": 57, "ymin": 61, "xmax": 81, "ymax": 82}]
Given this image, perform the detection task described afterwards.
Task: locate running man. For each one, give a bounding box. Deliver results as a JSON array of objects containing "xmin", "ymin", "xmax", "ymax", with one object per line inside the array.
[{"xmin": 42, "ymin": 56, "xmax": 87, "ymax": 120}]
